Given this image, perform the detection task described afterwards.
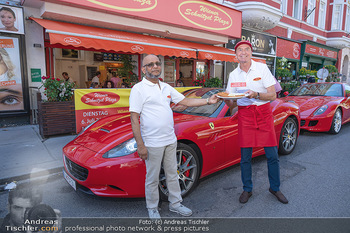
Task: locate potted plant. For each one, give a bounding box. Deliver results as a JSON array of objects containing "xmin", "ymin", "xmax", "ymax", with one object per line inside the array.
[
  {"xmin": 37, "ymin": 75, "xmax": 76, "ymax": 138},
  {"xmin": 204, "ymin": 77, "xmax": 223, "ymax": 88},
  {"xmin": 118, "ymin": 54, "xmax": 138, "ymax": 87}
]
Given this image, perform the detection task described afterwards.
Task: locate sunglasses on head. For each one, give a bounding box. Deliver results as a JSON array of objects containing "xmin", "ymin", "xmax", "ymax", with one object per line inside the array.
[{"xmin": 143, "ymin": 61, "xmax": 162, "ymax": 68}]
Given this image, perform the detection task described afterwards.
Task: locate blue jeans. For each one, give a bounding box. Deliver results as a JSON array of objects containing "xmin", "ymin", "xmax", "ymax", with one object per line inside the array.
[{"xmin": 240, "ymin": 146, "xmax": 280, "ymax": 192}]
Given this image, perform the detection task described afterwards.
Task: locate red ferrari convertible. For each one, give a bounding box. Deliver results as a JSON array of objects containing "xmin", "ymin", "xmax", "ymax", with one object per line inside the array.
[
  {"xmin": 281, "ymin": 82, "xmax": 350, "ymax": 134},
  {"xmin": 63, "ymin": 88, "xmax": 300, "ymax": 198}
]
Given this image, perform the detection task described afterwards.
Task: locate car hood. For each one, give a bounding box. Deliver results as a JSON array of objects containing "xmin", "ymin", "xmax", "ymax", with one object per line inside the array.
[
  {"xmin": 75, "ymin": 113, "xmax": 134, "ymax": 154},
  {"xmin": 75, "ymin": 112, "xmax": 207, "ymax": 153},
  {"xmin": 282, "ymin": 96, "xmax": 340, "ymax": 117}
]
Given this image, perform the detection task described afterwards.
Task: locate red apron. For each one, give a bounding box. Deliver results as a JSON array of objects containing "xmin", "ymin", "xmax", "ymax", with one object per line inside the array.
[{"xmin": 238, "ymin": 102, "xmax": 277, "ymax": 148}]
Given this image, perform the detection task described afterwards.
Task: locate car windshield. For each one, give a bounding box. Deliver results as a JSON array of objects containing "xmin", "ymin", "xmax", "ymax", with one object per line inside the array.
[
  {"xmin": 289, "ymin": 83, "xmax": 343, "ymax": 97},
  {"xmin": 172, "ymin": 88, "xmax": 224, "ymax": 117}
]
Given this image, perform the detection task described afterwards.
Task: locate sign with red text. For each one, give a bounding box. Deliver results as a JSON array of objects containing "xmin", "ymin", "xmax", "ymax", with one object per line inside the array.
[
  {"xmin": 74, "ymin": 86, "xmax": 200, "ymax": 133},
  {"xmin": 50, "ymin": 0, "xmax": 241, "ymax": 38},
  {"xmin": 305, "ymin": 44, "xmax": 338, "ymax": 59}
]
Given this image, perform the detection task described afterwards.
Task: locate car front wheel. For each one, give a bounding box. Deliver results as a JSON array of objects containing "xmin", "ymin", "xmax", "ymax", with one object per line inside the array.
[
  {"xmin": 278, "ymin": 117, "xmax": 298, "ymax": 155},
  {"xmin": 329, "ymin": 108, "xmax": 342, "ymax": 134},
  {"xmin": 159, "ymin": 143, "xmax": 200, "ymax": 199}
]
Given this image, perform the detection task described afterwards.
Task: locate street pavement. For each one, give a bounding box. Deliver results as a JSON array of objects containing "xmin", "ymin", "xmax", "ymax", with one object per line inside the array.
[{"xmin": 0, "ymin": 125, "xmax": 75, "ymax": 185}]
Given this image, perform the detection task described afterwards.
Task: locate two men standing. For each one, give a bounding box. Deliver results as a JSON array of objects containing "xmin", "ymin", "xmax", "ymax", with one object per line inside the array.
[{"xmin": 130, "ymin": 48, "xmax": 288, "ymax": 219}]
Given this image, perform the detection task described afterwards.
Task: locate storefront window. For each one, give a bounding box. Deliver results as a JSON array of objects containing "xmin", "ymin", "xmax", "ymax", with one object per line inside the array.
[
  {"xmin": 164, "ymin": 58, "xmax": 176, "ymax": 84},
  {"xmin": 179, "ymin": 59, "xmax": 194, "ymax": 86}
]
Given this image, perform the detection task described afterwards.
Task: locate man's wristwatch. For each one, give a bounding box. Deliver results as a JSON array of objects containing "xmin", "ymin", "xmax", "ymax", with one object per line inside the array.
[
  {"xmin": 256, "ymin": 92, "xmax": 260, "ymax": 99},
  {"xmin": 206, "ymin": 98, "xmax": 210, "ymax": 105}
]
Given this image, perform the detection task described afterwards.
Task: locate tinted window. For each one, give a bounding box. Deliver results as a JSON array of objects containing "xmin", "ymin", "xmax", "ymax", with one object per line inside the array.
[
  {"xmin": 172, "ymin": 88, "xmax": 224, "ymax": 117},
  {"xmin": 289, "ymin": 83, "xmax": 343, "ymax": 97}
]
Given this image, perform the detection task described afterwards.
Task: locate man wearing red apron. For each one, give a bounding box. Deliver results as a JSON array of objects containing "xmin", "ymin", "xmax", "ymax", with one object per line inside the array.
[{"xmin": 225, "ymin": 41, "xmax": 288, "ymax": 204}]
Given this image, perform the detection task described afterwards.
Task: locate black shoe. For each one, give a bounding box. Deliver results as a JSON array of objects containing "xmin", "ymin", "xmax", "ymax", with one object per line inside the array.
[
  {"xmin": 269, "ymin": 188, "xmax": 288, "ymax": 204},
  {"xmin": 239, "ymin": 191, "xmax": 252, "ymax": 203}
]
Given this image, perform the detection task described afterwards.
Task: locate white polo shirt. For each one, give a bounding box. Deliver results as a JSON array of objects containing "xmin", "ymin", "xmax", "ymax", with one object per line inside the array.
[
  {"xmin": 129, "ymin": 78, "xmax": 185, "ymax": 147},
  {"xmin": 226, "ymin": 60, "xmax": 276, "ymax": 106}
]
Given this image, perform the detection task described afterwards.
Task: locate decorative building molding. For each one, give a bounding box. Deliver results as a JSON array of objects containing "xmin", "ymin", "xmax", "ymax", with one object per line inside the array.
[
  {"xmin": 225, "ymin": 2, "xmax": 282, "ymax": 31},
  {"xmin": 326, "ymin": 37, "xmax": 350, "ymax": 49}
]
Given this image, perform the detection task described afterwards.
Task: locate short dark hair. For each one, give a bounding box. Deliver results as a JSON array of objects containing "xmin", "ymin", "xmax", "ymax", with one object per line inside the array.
[
  {"xmin": 96, "ymin": 71, "xmax": 101, "ymax": 76},
  {"xmin": 8, "ymin": 184, "xmax": 42, "ymax": 206},
  {"xmin": 91, "ymin": 82, "xmax": 99, "ymax": 88},
  {"xmin": 62, "ymin": 72, "xmax": 68, "ymax": 76},
  {"xmin": 0, "ymin": 7, "xmax": 16, "ymax": 19}
]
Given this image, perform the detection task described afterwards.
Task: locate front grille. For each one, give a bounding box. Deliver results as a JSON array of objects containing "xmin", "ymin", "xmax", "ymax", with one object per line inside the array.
[
  {"xmin": 300, "ymin": 120, "xmax": 306, "ymax": 126},
  {"xmin": 64, "ymin": 156, "xmax": 89, "ymax": 181},
  {"xmin": 308, "ymin": 120, "xmax": 318, "ymax": 126}
]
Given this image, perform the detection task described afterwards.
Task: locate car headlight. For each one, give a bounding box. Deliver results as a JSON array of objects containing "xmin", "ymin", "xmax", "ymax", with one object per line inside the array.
[
  {"xmin": 314, "ymin": 105, "xmax": 328, "ymax": 115},
  {"xmin": 102, "ymin": 138, "xmax": 137, "ymax": 158}
]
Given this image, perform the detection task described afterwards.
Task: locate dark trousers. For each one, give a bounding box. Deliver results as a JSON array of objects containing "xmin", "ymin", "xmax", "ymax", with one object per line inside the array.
[{"xmin": 240, "ymin": 146, "xmax": 280, "ymax": 192}]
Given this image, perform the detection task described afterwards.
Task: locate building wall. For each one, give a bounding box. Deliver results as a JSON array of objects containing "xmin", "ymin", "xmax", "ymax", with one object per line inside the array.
[{"xmin": 23, "ymin": 7, "xmax": 46, "ymax": 110}]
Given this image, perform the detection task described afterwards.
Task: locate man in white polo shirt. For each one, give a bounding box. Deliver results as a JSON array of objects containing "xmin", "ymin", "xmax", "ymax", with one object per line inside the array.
[
  {"xmin": 225, "ymin": 40, "xmax": 288, "ymax": 205},
  {"xmin": 129, "ymin": 54, "xmax": 218, "ymax": 219}
]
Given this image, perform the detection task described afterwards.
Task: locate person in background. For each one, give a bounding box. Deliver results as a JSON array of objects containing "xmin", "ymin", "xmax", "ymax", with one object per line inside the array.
[
  {"xmin": 121, "ymin": 82, "xmax": 129, "ymax": 88},
  {"xmin": 225, "ymin": 40, "xmax": 288, "ymax": 205},
  {"xmin": 129, "ymin": 54, "xmax": 219, "ymax": 219},
  {"xmin": 91, "ymin": 71, "xmax": 101, "ymax": 86},
  {"xmin": 62, "ymin": 72, "xmax": 73, "ymax": 83},
  {"xmin": 110, "ymin": 72, "xmax": 122, "ymax": 88},
  {"xmin": 0, "ymin": 7, "xmax": 18, "ymax": 32},
  {"xmin": 103, "ymin": 80, "xmax": 114, "ymax": 88},
  {"xmin": 176, "ymin": 79, "xmax": 184, "ymax": 87},
  {"xmin": 90, "ymin": 82, "xmax": 99, "ymax": 89}
]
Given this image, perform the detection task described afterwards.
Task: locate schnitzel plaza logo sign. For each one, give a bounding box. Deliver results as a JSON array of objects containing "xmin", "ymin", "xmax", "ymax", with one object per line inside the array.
[
  {"xmin": 178, "ymin": 1, "xmax": 232, "ymax": 31},
  {"xmin": 56, "ymin": 0, "xmax": 240, "ymax": 37}
]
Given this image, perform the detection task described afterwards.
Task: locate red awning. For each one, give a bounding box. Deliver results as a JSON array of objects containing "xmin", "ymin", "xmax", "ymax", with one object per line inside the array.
[
  {"xmin": 176, "ymin": 40, "xmax": 236, "ymax": 62},
  {"xmin": 32, "ymin": 18, "xmax": 197, "ymax": 59}
]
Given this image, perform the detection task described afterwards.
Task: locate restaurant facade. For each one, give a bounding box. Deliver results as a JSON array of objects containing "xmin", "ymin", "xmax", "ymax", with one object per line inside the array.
[{"xmin": 1, "ymin": 0, "xmax": 243, "ymax": 125}]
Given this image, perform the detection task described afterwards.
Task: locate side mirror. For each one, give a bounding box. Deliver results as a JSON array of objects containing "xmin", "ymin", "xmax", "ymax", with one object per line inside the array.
[{"xmin": 283, "ymin": 91, "xmax": 289, "ymax": 96}]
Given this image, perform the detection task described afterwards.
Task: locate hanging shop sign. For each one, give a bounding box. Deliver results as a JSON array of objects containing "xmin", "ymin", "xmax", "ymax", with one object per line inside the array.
[
  {"xmin": 305, "ymin": 44, "xmax": 337, "ymax": 59},
  {"xmin": 0, "ymin": 4, "xmax": 25, "ymax": 34},
  {"xmin": 227, "ymin": 29, "xmax": 277, "ymax": 55},
  {"xmin": 276, "ymin": 38, "xmax": 301, "ymax": 60},
  {"xmin": 0, "ymin": 36, "xmax": 24, "ymax": 112},
  {"xmin": 49, "ymin": 0, "xmax": 241, "ymax": 38}
]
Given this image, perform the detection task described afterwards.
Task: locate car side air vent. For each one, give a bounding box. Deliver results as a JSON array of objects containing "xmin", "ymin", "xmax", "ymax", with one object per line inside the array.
[
  {"xmin": 287, "ymin": 100, "xmax": 295, "ymax": 103},
  {"xmin": 99, "ymin": 128, "xmax": 110, "ymax": 133}
]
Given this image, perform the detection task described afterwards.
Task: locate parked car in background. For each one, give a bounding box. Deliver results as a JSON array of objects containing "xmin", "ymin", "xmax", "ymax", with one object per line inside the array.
[
  {"xmin": 63, "ymin": 88, "xmax": 300, "ymax": 198},
  {"xmin": 280, "ymin": 82, "xmax": 350, "ymax": 134}
]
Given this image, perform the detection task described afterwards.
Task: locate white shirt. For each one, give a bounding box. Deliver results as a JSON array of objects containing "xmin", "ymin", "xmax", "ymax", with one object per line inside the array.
[
  {"xmin": 91, "ymin": 76, "xmax": 100, "ymax": 85},
  {"xmin": 129, "ymin": 78, "xmax": 185, "ymax": 147},
  {"xmin": 226, "ymin": 60, "xmax": 276, "ymax": 106}
]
